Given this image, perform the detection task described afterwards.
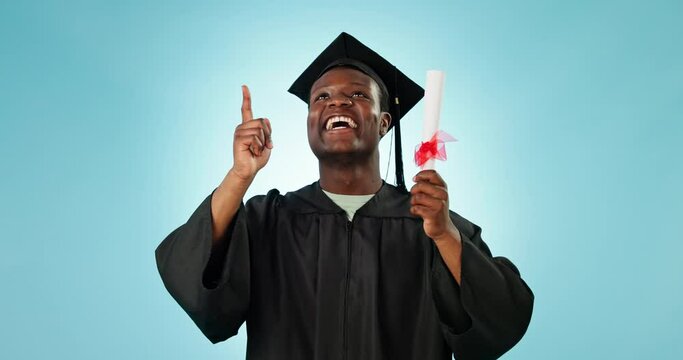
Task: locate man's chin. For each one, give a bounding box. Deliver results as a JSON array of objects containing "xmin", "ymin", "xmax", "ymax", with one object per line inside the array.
[{"xmin": 311, "ymin": 147, "xmax": 376, "ymax": 163}]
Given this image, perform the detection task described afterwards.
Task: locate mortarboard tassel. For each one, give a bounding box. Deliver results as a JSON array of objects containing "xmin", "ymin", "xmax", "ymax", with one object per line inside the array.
[
  {"xmin": 393, "ymin": 96, "xmax": 407, "ymax": 193},
  {"xmin": 392, "ymin": 64, "xmax": 407, "ymax": 193}
]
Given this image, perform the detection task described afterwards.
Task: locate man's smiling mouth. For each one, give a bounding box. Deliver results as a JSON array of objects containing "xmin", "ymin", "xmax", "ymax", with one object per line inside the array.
[{"xmin": 325, "ymin": 116, "xmax": 358, "ymax": 131}]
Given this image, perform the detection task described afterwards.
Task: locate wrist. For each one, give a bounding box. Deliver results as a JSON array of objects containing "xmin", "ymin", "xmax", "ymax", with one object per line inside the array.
[
  {"xmin": 227, "ymin": 167, "xmax": 256, "ymax": 185},
  {"xmin": 216, "ymin": 168, "xmax": 255, "ymax": 198},
  {"xmin": 431, "ymin": 224, "xmax": 461, "ymax": 245}
]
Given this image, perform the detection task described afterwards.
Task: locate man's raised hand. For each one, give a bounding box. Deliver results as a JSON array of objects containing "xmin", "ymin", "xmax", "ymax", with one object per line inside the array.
[
  {"xmin": 231, "ymin": 85, "xmax": 273, "ymax": 181},
  {"xmin": 410, "ymin": 170, "xmax": 458, "ymax": 242}
]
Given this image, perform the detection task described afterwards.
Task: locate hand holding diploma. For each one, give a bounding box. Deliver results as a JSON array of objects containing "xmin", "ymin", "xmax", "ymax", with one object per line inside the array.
[
  {"xmin": 410, "ymin": 70, "xmax": 458, "ymax": 241},
  {"xmin": 410, "ymin": 169, "xmax": 462, "ymax": 283}
]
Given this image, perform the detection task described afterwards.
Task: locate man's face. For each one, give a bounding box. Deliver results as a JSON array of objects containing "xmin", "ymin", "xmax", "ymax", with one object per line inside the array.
[{"xmin": 307, "ymin": 67, "xmax": 391, "ymax": 161}]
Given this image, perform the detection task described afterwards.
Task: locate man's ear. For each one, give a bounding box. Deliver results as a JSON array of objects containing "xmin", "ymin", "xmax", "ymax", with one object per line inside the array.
[{"xmin": 379, "ymin": 112, "xmax": 392, "ymax": 137}]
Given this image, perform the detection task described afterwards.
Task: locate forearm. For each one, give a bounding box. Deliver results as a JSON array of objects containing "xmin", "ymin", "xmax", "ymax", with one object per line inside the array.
[
  {"xmin": 211, "ymin": 169, "xmax": 254, "ymax": 245},
  {"xmin": 433, "ymin": 228, "xmax": 463, "ymax": 284}
]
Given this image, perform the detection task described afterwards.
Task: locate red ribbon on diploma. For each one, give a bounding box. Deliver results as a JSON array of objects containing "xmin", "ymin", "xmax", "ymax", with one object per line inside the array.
[{"xmin": 414, "ymin": 130, "xmax": 457, "ymax": 168}]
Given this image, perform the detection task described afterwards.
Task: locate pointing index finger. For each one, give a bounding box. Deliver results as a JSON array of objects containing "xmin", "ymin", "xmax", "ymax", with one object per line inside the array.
[{"xmin": 241, "ymin": 85, "xmax": 253, "ymax": 124}]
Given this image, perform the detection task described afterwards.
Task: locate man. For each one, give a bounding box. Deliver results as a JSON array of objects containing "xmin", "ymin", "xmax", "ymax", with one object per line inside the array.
[{"xmin": 155, "ymin": 33, "xmax": 533, "ymax": 359}]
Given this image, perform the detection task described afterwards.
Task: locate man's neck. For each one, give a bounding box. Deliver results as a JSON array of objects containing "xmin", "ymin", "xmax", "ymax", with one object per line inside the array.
[{"xmin": 318, "ymin": 156, "xmax": 383, "ymax": 195}]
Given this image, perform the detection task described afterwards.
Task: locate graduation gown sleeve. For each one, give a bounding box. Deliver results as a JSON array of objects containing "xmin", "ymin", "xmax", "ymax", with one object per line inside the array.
[
  {"xmin": 430, "ymin": 212, "xmax": 534, "ymax": 359},
  {"xmin": 154, "ymin": 191, "xmax": 251, "ymax": 343}
]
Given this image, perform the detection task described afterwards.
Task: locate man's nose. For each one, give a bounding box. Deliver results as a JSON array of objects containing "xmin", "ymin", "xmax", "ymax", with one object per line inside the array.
[{"xmin": 329, "ymin": 94, "xmax": 352, "ymax": 107}]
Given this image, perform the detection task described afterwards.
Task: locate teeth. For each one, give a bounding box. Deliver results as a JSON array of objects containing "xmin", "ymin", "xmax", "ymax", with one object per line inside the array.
[{"xmin": 325, "ymin": 116, "xmax": 358, "ymax": 130}]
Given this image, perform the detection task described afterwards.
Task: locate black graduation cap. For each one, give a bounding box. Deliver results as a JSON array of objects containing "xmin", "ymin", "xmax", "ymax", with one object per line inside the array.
[{"xmin": 288, "ymin": 32, "xmax": 424, "ymax": 193}]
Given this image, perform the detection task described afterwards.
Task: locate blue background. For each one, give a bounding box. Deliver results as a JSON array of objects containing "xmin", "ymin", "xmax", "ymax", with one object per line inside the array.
[{"xmin": 1, "ymin": 1, "xmax": 681, "ymax": 358}]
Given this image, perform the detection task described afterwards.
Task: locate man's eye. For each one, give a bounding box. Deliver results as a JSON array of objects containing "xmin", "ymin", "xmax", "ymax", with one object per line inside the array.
[
  {"xmin": 314, "ymin": 93, "xmax": 329, "ymax": 101},
  {"xmin": 352, "ymin": 92, "xmax": 367, "ymax": 98}
]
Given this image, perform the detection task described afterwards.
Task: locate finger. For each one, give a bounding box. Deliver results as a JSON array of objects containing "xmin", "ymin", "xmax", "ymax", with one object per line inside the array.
[
  {"xmin": 236, "ymin": 129, "xmax": 266, "ymax": 151},
  {"xmin": 413, "ymin": 170, "xmax": 444, "ymax": 186},
  {"xmin": 253, "ymin": 118, "xmax": 271, "ymax": 145},
  {"xmin": 237, "ymin": 123, "xmax": 266, "ymax": 146},
  {"xmin": 241, "ymin": 85, "xmax": 253, "ymax": 124},
  {"xmin": 411, "ymin": 193, "xmax": 446, "ymax": 210},
  {"xmin": 410, "ymin": 182, "xmax": 448, "ymax": 200},
  {"xmin": 235, "ymin": 126, "xmax": 266, "ymax": 140},
  {"xmin": 410, "ymin": 205, "xmax": 434, "ymax": 218},
  {"xmin": 239, "ymin": 118, "xmax": 268, "ymax": 130},
  {"xmin": 247, "ymin": 135, "xmax": 265, "ymax": 156},
  {"xmin": 238, "ymin": 118, "xmax": 272, "ymax": 149},
  {"xmin": 413, "ymin": 170, "xmax": 446, "ymax": 188},
  {"xmin": 264, "ymin": 118, "xmax": 273, "ymax": 149}
]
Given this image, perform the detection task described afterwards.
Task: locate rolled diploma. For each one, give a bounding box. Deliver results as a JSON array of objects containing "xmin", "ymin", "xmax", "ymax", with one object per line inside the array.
[{"xmin": 422, "ymin": 70, "xmax": 445, "ymax": 170}]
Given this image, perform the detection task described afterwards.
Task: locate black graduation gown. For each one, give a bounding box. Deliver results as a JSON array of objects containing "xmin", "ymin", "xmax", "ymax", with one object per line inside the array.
[{"xmin": 155, "ymin": 181, "xmax": 533, "ymax": 360}]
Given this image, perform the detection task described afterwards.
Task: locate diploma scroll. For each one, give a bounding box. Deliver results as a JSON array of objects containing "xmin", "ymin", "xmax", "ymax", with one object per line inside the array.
[
  {"xmin": 415, "ymin": 70, "xmax": 456, "ymax": 170},
  {"xmin": 422, "ymin": 71, "xmax": 445, "ymax": 170}
]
